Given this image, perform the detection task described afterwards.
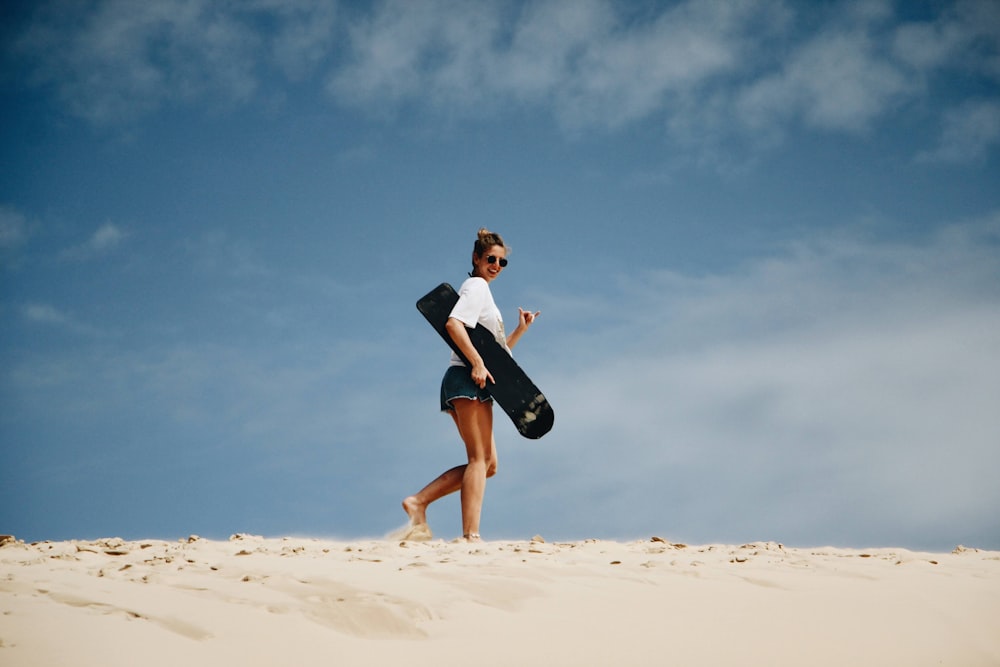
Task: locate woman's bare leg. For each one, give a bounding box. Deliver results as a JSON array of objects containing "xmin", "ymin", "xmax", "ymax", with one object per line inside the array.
[
  {"xmin": 402, "ymin": 400, "xmax": 496, "ymax": 539},
  {"xmin": 402, "ymin": 465, "xmax": 463, "ymax": 526},
  {"xmin": 454, "ymin": 398, "xmax": 494, "ymax": 539}
]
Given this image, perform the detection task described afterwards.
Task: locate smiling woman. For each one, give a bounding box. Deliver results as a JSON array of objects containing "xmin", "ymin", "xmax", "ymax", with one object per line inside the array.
[{"xmin": 401, "ymin": 228, "xmax": 540, "ymax": 543}]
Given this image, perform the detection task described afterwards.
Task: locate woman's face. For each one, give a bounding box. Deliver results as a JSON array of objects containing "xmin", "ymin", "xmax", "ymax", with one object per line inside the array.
[{"xmin": 473, "ymin": 244, "xmax": 507, "ymax": 282}]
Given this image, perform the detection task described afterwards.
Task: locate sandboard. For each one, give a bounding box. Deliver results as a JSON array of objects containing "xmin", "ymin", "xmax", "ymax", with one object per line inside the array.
[{"xmin": 417, "ymin": 283, "xmax": 554, "ymax": 439}]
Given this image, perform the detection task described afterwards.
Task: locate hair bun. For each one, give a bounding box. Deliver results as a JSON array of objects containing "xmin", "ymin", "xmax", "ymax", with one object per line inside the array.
[{"xmin": 470, "ymin": 229, "xmax": 507, "ymax": 271}]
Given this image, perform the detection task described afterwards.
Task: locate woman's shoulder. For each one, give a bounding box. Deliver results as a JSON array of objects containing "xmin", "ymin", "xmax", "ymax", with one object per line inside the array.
[{"xmin": 458, "ymin": 276, "xmax": 489, "ymax": 293}]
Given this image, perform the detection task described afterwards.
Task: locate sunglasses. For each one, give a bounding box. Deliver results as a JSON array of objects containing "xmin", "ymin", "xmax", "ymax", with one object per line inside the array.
[{"xmin": 486, "ymin": 255, "xmax": 508, "ymax": 267}]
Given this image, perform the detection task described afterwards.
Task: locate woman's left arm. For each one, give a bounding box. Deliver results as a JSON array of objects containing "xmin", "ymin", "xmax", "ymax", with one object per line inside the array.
[{"xmin": 506, "ymin": 307, "xmax": 540, "ymax": 349}]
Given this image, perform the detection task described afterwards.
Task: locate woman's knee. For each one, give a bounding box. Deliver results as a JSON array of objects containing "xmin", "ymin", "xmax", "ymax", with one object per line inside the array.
[{"xmin": 486, "ymin": 457, "xmax": 498, "ymax": 477}]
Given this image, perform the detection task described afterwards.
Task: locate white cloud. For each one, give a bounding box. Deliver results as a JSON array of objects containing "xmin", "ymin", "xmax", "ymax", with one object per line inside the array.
[
  {"xmin": 251, "ymin": 0, "xmax": 339, "ymax": 81},
  {"xmin": 9, "ymin": 0, "xmax": 1000, "ymax": 158},
  {"xmin": 892, "ymin": 0, "xmax": 1000, "ymax": 78},
  {"xmin": 329, "ymin": 0, "xmax": 505, "ymax": 112},
  {"xmin": 0, "ymin": 205, "xmax": 29, "ymax": 249},
  {"xmin": 329, "ymin": 0, "xmax": 973, "ymax": 143},
  {"xmin": 89, "ymin": 222, "xmax": 126, "ymax": 251},
  {"xmin": 917, "ymin": 99, "xmax": 1000, "ymax": 164},
  {"xmin": 15, "ymin": 1, "xmax": 243, "ymax": 122},
  {"xmin": 548, "ymin": 0, "xmax": 755, "ymax": 130},
  {"xmin": 326, "ymin": 0, "xmax": 998, "ymax": 161},
  {"xmin": 492, "ymin": 0, "xmax": 614, "ymax": 102},
  {"xmin": 892, "ymin": 17, "xmax": 967, "ymax": 72},
  {"xmin": 329, "ymin": 0, "xmax": 779, "ymax": 130},
  {"xmin": 23, "ymin": 303, "xmax": 69, "ymax": 325},
  {"xmin": 737, "ymin": 26, "xmax": 913, "ymax": 134},
  {"xmin": 12, "ymin": 0, "xmax": 337, "ymax": 124},
  {"xmin": 60, "ymin": 222, "xmax": 127, "ymax": 261},
  {"xmin": 22, "ymin": 303, "xmax": 103, "ymax": 337},
  {"xmin": 182, "ymin": 229, "xmax": 273, "ymax": 280},
  {"xmin": 519, "ymin": 216, "xmax": 1000, "ymax": 546}
]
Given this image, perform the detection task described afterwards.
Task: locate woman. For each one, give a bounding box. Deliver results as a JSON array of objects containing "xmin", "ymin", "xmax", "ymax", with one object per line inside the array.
[{"xmin": 402, "ymin": 228, "xmax": 540, "ymax": 542}]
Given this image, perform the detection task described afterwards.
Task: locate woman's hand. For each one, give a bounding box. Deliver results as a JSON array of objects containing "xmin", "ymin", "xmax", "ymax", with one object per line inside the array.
[
  {"xmin": 518, "ymin": 307, "xmax": 541, "ymax": 327},
  {"xmin": 446, "ymin": 317, "xmax": 493, "ymax": 386},
  {"xmin": 471, "ymin": 361, "xmax": 494, "ymax": 389},
  {"xmin": 507, "ymin": 308, "xmax": 541, "ymax": 349}
]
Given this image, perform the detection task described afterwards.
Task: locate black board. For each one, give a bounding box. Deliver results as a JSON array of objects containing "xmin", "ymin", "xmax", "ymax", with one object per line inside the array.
[{"xmin": 417, "ymin": 283, "xmax": 554, "ymax": 439}]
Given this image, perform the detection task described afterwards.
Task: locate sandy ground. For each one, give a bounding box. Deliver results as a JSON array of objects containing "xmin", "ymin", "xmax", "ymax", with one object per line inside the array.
[{"xmin": 2, "ymin": 533, "xmax": 998, "ymax": 666}]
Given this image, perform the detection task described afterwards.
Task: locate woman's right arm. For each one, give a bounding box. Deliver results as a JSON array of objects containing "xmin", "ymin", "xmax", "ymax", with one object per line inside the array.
[{"xmin": 446, "ymin": 317, "xmax": 494, "ymax": 388}]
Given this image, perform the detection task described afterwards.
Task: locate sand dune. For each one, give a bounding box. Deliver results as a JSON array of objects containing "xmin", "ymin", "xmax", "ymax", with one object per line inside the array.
[{"xmin": 2, "ymin": 534, "xmax": 998, "ymax": 666}]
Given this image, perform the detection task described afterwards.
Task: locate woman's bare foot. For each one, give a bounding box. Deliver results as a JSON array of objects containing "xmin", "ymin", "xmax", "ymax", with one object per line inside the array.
[
  {"xmin": 402, "ymin": 496, "xmax": 426, "ymax": 525},
  {"xmin": 401, "ymin": 496, "xmax": 432, "ymax": 541}
]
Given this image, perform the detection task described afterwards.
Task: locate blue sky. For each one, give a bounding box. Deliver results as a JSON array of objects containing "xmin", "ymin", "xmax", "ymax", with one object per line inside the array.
[{"xmin": 2, "ymin": 0, "xmax": 999, "ymax": 549}]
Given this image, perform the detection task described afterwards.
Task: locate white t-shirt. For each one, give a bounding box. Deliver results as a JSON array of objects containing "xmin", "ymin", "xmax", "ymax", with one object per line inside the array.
[{"xmin": 448, "ymin": 276, "xmax": 509, "ymax": 367}]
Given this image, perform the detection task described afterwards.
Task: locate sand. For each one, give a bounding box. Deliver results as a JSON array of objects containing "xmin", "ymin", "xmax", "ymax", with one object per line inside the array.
[{"xmin": 1, "ymin": 533, "xmax": 998, "ymax": 666}]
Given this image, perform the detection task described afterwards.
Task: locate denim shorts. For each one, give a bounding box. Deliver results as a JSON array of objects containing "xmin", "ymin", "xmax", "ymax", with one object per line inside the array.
[{"xmin": 440, "ymin": 365, "xmax": 493, "ymax": 412}]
